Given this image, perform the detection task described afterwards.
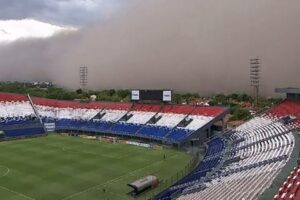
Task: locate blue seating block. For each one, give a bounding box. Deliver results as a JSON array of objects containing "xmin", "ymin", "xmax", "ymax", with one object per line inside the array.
[
  {"xmin": 110, "ymin": 123, "xmax": 142, "ymax": 135},
  {"xmin": 155, "ymin": 137, "xmax": 225, "ymax": 200},
  {"xmin": 138, "ymin": 126, "xmax": 170, "ymax": 139},
  {"xmin": 0, "ymin": 118, "xmax": 45, "ymax": 138}
]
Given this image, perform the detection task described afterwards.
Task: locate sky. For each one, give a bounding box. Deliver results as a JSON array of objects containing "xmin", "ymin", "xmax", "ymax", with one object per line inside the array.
[
  {"xmin": 0, "ymin": 0, "xmax": 300, "ymax": 96},
  {"xmin": 0, "ymin": 19, "xmax": 75, "ymax": 43},
  {"xmin": 0, "ymin": 0, "xmax": 121, "ymax": 26},
  {"xmin": 0, "ymin": 0, "xmax": 120, "ymax": 42}
]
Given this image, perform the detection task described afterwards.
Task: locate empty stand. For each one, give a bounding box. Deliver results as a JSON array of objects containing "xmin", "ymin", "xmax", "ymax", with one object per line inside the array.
[
  {"xmin": 274, "ymin": 164, "xmax": 300, "ymax": 200},
  {"xmin": 266, "ymin": 100, "xmax": 300, "ymax": 128},
  {"xmin": 168, "ymin": 117, "xmax": 295, "ymax": 200},
  {"xmin": 0, "ymin": 92, "xmax": 28, "ymax": 102},
  {"xmin": 191, "ymin": 106, "xmax": 225, "ymax": 117},
  {"xmin": 0, "ymin": 93, "xmax": 45, "ymax": 139},
  {"xmin": 156, "ymin": 137, "xmax": 225, "ymax": 199},
  {"xmin": 161, "ymin": 105, "xmax": 194, "ymax": 114},
  {"xmin": 0, "ymin": 92, "xmax": 226, "ymax": 144}
]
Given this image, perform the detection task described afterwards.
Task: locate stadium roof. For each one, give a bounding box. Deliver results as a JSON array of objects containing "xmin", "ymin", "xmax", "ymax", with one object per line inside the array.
[{"xmin": 275, "ymin": 88, "xmax": 300, "ymax": 94}]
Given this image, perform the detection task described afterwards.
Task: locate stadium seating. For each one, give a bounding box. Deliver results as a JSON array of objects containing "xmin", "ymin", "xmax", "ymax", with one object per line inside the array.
[
  {"xmin": 48, "ymin": 104, "xmax": 225, "ymax": 142},
  {"xmin": 110, "ymin": 122, "xmax": 142, "ymax": 135},
  {"xmin": 166, "ymin": 129, "xmax": 192, "ymax": 141},
  {"xmin": 36, "ymin": 106, "xmax": 99, "ymax": 120},
  {"xmin": 33, "ymin": 98, "xmax": 131, "ymax": 122},
  {"xmin": 126, "ymin": 111, "xmax": 157, "ymax": 124},
  {"xmin": 32, "ymin": 97, "xmax": 226, "ymax": 143},
  {"xmin": 270, "ymin": 101, "xmax": 300, "ymax": 200},
  {"xmin": 132, "ymin": 104, "xmax": 161, "ymax": 112},
  {"xmin": 265, "ymin": 100, "xmax": 300, "ymax": 127},
  {"xmin": 0, "ymin": 93, "xmax": 45, "ymax": 139},
  {"xmin": 0, "ymin": 101, "xmax": 35, "ymax": 118},
  {"xmin": 161, "ymin": 105, "xmax": 194, "ymax": 114},
  {"xmin": 56, "ymin": 119, "xmax": 113, "ymax": 132},
  {"xmin": 99, "ymin": 109, "xmax": 128, "ymax": 122},
  {"xmin": 167, "ymin": 117, "xmax": 295, "ymax": 200},
  {"xmin": 151, "ymin": 105, "xmax": 194, "ymax": 128},
  {"xmin": 183, "ymin": 115, "xmax": 213, "ymax": 131},
  {"xmin": 138, "ymin": 125, "xmax": 171, "ymax": 140},
  {"xmin": 176, "ymin": 106, "xmax": 225, "ymax": 132},
  {"xmin": 0, "ymin": 92, "xmax": 28, "ymax": 102},
  {"xmin": 274, "ymin": 164, "xmax": 300, "ymax": 200},
  {"xmin": 0, "ymin": 116, "xmax": 45, "ymax": 138},
  {"xmin": 191, "ymin": 106, "xmax": 225, "ymax": 117},
  {"xmin": 154, "ymin": 113, "xmax": 187, "ymax": 128},
  {"xmin": 157, "ymin": 99, "xmax": 300, "ymax": 200},
  {"xmin": 0, "ymin": 92, "xmax": 227, "ymax": 143},
  {"xmin": 156, "ymin": 137, "xmax": 225, "ymax": 200}
]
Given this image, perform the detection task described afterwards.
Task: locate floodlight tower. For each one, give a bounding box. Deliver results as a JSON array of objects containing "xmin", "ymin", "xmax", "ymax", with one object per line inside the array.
[
  {"xmin": 79, "ymin": 66, "xmax": 88, "ymax": 90},
  {"xmin": 250, "ymin": 58, "xmax": 261, "ymax": 107}
]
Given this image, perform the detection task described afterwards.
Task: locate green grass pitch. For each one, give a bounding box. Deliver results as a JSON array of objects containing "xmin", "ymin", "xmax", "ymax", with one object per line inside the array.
[{"xmin": 0, "ymin": 134, "xmax": 192, "ymax": 200}]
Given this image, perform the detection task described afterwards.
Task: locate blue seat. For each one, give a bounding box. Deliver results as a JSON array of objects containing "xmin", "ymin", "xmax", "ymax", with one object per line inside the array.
[
  {"xmin": 55, "ymin": 119, "xmax": 113, "ymax": 132},
  {"xmin": 155, "ymin": 137, "xmax": 225, "ymax": 200},
  {"xmin": 110, "ymin": 123, "xmax": 142, "ymax": 135},
  {"xmin": 138, "ymin": 125, "xmax": 170, "ymax": 139},
  {"xmin": 166, "ymin": 129, "xmax": 192, "ymax": 141},
  {"xmin": 0, "ymin": 118, "xmax": 45, "ymax": 138}
]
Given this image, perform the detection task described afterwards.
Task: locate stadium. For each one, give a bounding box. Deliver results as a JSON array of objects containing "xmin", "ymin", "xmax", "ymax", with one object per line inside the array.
[
  {"xmin": 0, "ymin": 88, "xmax": 299, "ymax": 200},
  {"xmin": 1, "ymin": 1, "xmax": 300, "ymax": 200}
]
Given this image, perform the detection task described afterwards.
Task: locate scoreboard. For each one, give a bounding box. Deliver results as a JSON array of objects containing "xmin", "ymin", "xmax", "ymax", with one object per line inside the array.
[{"xmin": 131, "ymin": 90, "xmax": 172, "ymax": 102}]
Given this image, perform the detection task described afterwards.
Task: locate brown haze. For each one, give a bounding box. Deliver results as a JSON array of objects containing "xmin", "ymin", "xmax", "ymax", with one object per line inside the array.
[{"xmin": 0, "ymin": 0, "xmax": 300, "ymax": 96}]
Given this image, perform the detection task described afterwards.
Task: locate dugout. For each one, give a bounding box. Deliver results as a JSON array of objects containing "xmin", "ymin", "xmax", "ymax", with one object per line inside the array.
[{"xmin": 127, "ymin": 175, "xmax": 159, "ymax": 196}]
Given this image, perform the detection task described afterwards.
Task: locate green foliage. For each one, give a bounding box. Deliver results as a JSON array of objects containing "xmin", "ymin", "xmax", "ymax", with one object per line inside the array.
[
  {"xmin": 209, "ymin": 94, "xmax": 229, "ymax": 106},
  {"xmin": 173, "ymin": 94, "xmax": 182, "ymax": 104},
  {"xmin": 208, "ymin": 99, "xmax": 218, "ymax": 106},
  {"xmin": 76, "ymin": 88, "xmax": 83, "ymax": 94},
  {"xmin": 228, "ymin": 93, "xmax": 239, "ymax": 100},
  {"xmin": 230, "ymin": 107, "xmax": 251, "ymax": 121},
  {"xmin": 257, "ymin": 97, "xmax": 283, "ymax": 109},
  {"xmin": 0, "ymin": 82, "xmax": 132, "ymax": 102},
  {"xmin": 116, "ymin": 89, "xmax": 130, "ymax": 99},
  {"xmin": 180, "ymin": 93, "xmax": 192, "ymax": 104},
  {"xmin": 239, "ymin": 93, "xmax": 253, "ymax": 102}
]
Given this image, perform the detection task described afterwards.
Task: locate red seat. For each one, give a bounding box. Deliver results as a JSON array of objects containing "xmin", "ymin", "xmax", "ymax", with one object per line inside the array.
[
  {"xmin": 274, "ymin": 165, "xmax": 300, "ymax": 200},
  {"xmin": 191, "ymin": 106, "xmax": 225, "ymax": 117},
  {"xmin": 0, "ymin": 92, "xmax": 28, "ymax": 102},
  {"xmin": 266, "ymin": 100, "xmax": 300, "ymax": 126},
  {"xmin": 132, "ymin": 104, "xmax": 161, "ymax": 112},
  {"xmin": 32, "ymin": 97, "xmax": 131, "ymax": 110},
  {"xmin": 161, "ymin": 105, "xmax": 194, "ymax": 114}
]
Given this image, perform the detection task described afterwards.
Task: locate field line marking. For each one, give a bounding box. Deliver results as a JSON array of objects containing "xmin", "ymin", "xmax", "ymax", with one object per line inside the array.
[
  {"xmin": 0, "ymin": 185, "xmax": 35, "ymax": 200},
  {"xmin": 61, "ymin": 154, "xmax": 179, "ymax": 200},
  {"xmin": 0, "ymin": 165, "xmax": 10, "ymax": 177}
]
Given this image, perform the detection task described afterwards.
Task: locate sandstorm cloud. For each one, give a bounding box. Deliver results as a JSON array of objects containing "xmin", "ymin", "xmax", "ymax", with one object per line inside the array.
[{"xmin": 0, "ymin": 0, "xmax": 300, "ymax": 96}]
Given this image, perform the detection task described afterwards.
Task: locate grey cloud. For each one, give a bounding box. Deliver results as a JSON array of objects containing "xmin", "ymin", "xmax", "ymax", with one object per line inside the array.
[
  {"xmin": 0, "ymin": 0, "xmax": 300, "ymax": 97},
  {"xmin": 0, "ymin": 0, "xmax": 121, "ymax": 26}
]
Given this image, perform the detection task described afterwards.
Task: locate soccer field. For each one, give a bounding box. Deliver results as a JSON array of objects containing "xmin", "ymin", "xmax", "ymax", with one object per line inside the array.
[{"xmin": 0, "ymin": 134, "xmax": 192, "ymax": 200}]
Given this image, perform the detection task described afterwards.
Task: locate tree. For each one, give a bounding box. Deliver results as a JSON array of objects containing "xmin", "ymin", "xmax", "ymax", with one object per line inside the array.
[
  {"xmin": 173, "ymin": 94, "xmax": 182, "ymax": 104},
  {"xmin": 76, "ymin": 89, "xmax": 83, "ymax": 94},
  {"xmin": 230, "ymin": 108, "xmax": 251, "ymax": 121},
  {"xmin": 116, "ymin": 90, "xmax": 129, "ymax": 99}
]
